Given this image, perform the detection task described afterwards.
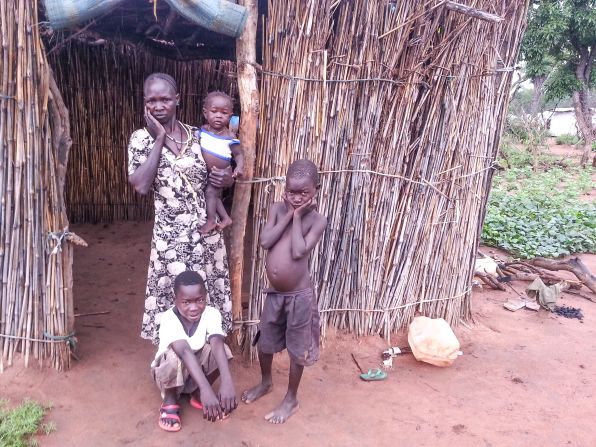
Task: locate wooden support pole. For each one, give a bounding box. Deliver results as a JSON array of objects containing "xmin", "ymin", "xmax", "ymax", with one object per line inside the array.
[
  {"xmin": 48, "ymin": 69, "xmax": 75, "ymax": 346},
  {"xmin": 230, "ymin": 0, "xmax": 259, "ymax": 329},
  {"xmin": 445, "ymin": 1, "xmax": 504, "ymax": 23}
]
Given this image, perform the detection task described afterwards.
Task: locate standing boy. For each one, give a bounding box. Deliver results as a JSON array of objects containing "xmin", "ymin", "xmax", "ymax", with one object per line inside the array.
[
  {"xmin": 242, "ymin": 159, "xmax": 327, "ymax": 424},
  {"xmin": 152, "ymin": 271, "xmax": 237, "ymax": 432}
]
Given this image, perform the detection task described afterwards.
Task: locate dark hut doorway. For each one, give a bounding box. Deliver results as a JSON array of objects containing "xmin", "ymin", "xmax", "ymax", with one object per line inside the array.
[{"xmin": 42, "ymin": 0, "xmax": 260, "ymax": 360}]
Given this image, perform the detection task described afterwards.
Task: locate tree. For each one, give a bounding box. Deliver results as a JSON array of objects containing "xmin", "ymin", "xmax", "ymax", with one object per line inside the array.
[
  {"xmin": 522, "ymin": 0, "xmax": 595, "ymax": 165},
  {"xmin": 521, "ymin": 5, "xmax": 560, "ymax": 115}
]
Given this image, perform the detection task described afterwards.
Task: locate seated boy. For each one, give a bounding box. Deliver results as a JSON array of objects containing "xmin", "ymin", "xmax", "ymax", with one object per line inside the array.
[
  {"xmin": 241, "ymin": 159, "xmax": 327, "ymax": 424},
  {"xmin": 151, "ymin": 271, "xmax": 237, "ymax": 432}
]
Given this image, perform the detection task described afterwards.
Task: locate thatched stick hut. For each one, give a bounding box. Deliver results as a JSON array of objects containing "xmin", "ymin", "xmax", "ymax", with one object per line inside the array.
[
  {"xmin": 0, "ymin": 0, "xmax": 528, "ymax": 370},
  {"xmin": 243, "ymin": 0, "xmax": 529, "ymax": 356}
]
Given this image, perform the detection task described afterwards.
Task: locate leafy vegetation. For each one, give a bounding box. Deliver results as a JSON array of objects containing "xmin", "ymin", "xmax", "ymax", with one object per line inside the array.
[
  {"xmin": 0, "ymin": 400, "xmax": 53, "ymax": 447},
  {"xmin": 501, "ymin": 117, "xmax": 553, "ymax": 171},
  {"xmin": 521, "ymin": 0, "xmax": 595, "ymax": 165},
  {"xmin": 499, "ymin": 143, "xmax": 561, "ymax": 169},
  {"xmin": 483, "ymin": 147, "xmax": 595, "ymax": 258},
  {"xmin": 555, "ymin": 133, "xmax": 580, "ymax": 145}
]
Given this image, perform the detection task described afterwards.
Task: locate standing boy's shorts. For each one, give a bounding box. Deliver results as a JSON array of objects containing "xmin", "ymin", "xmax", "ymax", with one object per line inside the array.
[
  {"xmin": 151, "ymin": 341, "xmax": 233, "ymax": 398},
  {"xmin": 258, "ymin": 288, "xmax": 320, "ymax": 366}
]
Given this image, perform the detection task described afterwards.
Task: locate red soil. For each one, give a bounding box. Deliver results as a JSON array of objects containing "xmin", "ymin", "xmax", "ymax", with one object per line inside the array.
[{"xmin": 1, "ymin": 222, "xmax": 595, "ymax": 447}]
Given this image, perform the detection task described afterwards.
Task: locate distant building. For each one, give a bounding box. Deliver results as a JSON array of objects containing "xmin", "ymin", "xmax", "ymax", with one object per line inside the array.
[{"xmin": 541, "ymin": 108, "xmax": 596, "ymax": 137}]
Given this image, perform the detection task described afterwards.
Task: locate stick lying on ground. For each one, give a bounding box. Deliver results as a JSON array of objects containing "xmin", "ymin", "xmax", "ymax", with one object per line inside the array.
[
  {"xmin": 475, "ymin": 256, "xmax": 596, "ymax": 302},
  {"xmin": 527, "ymin": 257, "xmax": 596, "ymax": 295}
]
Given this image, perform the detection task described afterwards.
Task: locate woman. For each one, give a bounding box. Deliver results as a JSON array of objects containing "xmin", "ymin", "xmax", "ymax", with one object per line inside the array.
[{"xmin": 128, "ymin": 73, "xmax": 234, "ymax": 343}]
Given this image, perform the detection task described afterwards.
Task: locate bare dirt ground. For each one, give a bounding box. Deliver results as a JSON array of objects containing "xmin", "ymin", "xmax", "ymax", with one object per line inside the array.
[
  {"xmin": 1, "ymin": 221, "xmax": 595, "ymax": 447},
  {"xmin": 545, "ymin": 137, "xmax": 583, "ymax": 160},
  {"xmin": 2, "ymin": 141, "xmax": 596, "ymax": 447}
]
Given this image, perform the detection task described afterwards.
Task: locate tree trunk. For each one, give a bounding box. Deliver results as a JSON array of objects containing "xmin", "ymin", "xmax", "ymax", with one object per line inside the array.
[
  {"xmin": 572, "ymin": 91, "xmax": 594, "ymax": 166},
  {"xmin": 230, "ymin": 0, "xmax": 259, "ymax": 331},
  {"xmin": 572, "ymin": 48, "xmax": 594, "ymax": 166},
  {"xmin": 530, "ymin": 74, "xmax": 545, "ymax": 116}
]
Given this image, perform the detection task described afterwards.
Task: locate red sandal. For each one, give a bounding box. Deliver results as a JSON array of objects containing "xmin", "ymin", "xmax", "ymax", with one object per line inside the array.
[
  {"xmin": 190, "ymin": 397, "xmax": 229, "ymax": 420},
  {"xmin": 158, "ymin": 404, "xmax": 181, "ymax": 432},
  {"xmin": 190, "ymin": 396, "xmax": 203, "ymax": 410}
]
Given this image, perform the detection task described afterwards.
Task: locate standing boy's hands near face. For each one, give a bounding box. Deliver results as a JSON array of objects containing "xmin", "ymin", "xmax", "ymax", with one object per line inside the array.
[
  {"xmin": 282, "ymin": 192, "xmax": 295, "ymax": 213},
  {"xmin": 294, "ymin": 198, "xmax": 317, "ymax": 218}
]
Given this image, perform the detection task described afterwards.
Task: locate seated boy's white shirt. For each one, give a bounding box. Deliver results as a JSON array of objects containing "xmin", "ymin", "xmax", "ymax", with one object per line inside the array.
[{"xmin": 152, "ymin": 306, "xmax": 225, "ymax": 366}]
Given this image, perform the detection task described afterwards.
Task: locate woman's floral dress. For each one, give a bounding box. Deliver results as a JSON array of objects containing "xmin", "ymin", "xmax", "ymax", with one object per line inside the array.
[{"xmin": 127, "ymin": 125, "xmax": 232, "ymax": 344}]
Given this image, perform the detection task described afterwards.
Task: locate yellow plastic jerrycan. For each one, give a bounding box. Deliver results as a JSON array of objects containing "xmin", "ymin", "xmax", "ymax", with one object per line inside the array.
[{"xmin": 407, "ymin": 316, "xmax": 461, "ymax": 367}]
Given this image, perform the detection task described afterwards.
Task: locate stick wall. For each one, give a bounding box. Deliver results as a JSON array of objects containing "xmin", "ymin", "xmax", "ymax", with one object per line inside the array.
[
  {"xmin": 1, "ymin": 0, "xmax": 73, "ymax": 370},
  {"xmin": 244, "ymin": 0, "xmax": 528, "ymax": 355}
]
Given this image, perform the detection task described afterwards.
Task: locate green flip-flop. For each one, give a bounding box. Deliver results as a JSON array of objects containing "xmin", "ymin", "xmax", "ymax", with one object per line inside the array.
[{"xmin": 359, "ymin": 368, "xmax": 387, "ymax": 381}]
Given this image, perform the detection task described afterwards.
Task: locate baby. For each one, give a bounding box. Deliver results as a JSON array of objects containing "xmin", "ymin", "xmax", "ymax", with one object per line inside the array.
[{"xmin": 198, "ymin": 91, "xmax": 244, "ymax": 234}]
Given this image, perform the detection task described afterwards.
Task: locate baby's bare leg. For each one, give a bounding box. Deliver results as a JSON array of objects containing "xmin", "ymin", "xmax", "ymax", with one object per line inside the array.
[
  {"xmin": 264, "ymin": 359, "xmax": 303, "ymax": 424},
  {"xmin": 215, "ymin": 195, "xmax": 232, "ymax": 230},
  {"xmin": 241, "ymin": 350, "xmax": 273, "ymax": 403},
  {"xmin": 200, "ymin": 151, "xmax": 233, "ymax": 233},
  {"xmin": 200, "ymin": 184, "xmax": 221, "ymax": 234}
]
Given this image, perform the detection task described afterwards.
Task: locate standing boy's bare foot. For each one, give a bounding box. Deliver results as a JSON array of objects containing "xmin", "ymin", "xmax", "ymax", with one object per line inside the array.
[
  {"xmin": 264, "ymin": 396, "xmax": 299, "ymax": 424},
  {"xmin": 241, "ymin": 382, "xmax": 272, "ymax": 404}
]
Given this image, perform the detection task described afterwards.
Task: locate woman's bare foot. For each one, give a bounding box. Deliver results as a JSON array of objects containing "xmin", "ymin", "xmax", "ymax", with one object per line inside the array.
[
  {"xmin": 199, "ymin": 219, "xmax": 218, "ymax": 234},
  {"xmin": 241, "ymin": 382, "xmax": 272, "ymax": 404},
  {"xmin": 264, "ymin": 396, "xmax": 299, "ymax": 424}
]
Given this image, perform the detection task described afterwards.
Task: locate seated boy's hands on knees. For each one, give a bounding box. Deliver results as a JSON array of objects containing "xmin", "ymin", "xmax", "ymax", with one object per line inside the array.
[
  {"xmin": 218, "ymin": 380, "xmax": 238, "ymax": 414},
  {"xmin": 199, "ymin": 385, "xmax": 223, "ymax": 422}
]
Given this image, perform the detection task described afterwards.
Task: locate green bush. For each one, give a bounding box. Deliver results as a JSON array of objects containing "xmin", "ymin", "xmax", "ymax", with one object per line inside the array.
[
  {"xmin": 505, "ymin": 121, "xmax": 531, "ymax": 143},
  {"xmin": 498, "ymin": 143, "xmax": 563, "ymax": 170},
  {"xmin": 555, "ymin": 133, "xmax": 580, "ymax": 145},
  {"xmin": 498, "ymin": 144, "xmax": 533, "ymax": 168},
  {"xmin": 482, "ymin": 166, "xmax": 596, "ymax": 258}
]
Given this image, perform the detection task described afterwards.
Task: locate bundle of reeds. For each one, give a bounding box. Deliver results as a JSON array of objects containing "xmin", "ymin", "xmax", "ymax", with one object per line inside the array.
[
  {"xmin": 1, "ymin": 0, "xmax": 74, "ymax": 370},
  {"xmin": 243, "ymin": 0, "xmax": 528, "ymax": 356},
  {"xmin": 47, "ymin": 42, "xmax": 238, "ymax": 223}
]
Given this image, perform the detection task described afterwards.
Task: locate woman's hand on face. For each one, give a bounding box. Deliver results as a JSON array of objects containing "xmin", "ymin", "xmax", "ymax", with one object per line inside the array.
[
  {"xmin": 209, "ymin": 166, "xmax": 234, "ymax": 188},
  {"xmin": 144, "ymin": 106, "xmax": 166, "ymax": 140}
]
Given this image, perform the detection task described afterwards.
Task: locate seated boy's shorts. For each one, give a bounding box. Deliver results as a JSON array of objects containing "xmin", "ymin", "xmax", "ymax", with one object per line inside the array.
[
  {"xmin": 151, "ymin": 340, "xmax": 233, "ymax": 398},
  {"xmin": 258, "ymin": 288, "xmax": 320, "ymax": 366}
]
